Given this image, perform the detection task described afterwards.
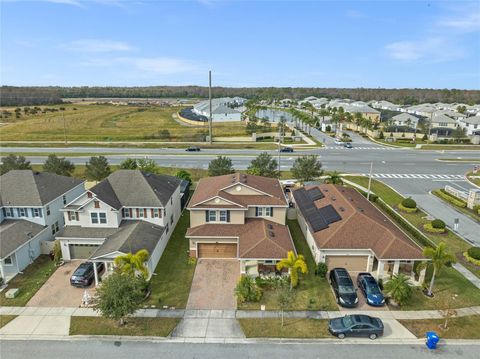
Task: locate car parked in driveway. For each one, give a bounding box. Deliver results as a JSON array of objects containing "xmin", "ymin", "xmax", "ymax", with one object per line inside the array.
[
  {"xmin": 186, "ymin": 146, "xmax": 201, "ymax": 152},
  {"xmin": 70, "ymin": 262, "xmax": 104, "ymax": 287},
  {"xmin": 329, "ymin": 268, "xmax": 359, "ymax": 307},
  {"xmin": 357, "ymin": 272, "xmax": 385, "ymax": 306},
  {"xmin": 329, "ymin": 314, "xmax": 384, "ymax": 340}
]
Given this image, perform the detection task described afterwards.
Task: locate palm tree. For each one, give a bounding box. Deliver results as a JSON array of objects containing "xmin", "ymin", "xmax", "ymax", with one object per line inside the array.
[
  {"xmin": 324, "ymin": 171, "xmax": 343, "ymax": 185},
  {"xmin": 276, "ymin": 251, "xmax": 308, "ymax": 290},
  {"xmin": 114, "ymin": 249, "xmax": 150, "ymax": 279},
  {"xmin": 418, "ymin": 242, "xmax": 456, "ymax": 297},
  {"xmin": 383, "ymin": 273, "xmax": 413, "ymax": 306}
]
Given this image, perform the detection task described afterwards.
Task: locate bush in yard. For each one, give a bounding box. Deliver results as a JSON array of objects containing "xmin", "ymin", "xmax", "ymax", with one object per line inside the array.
[
  {"xmin": 401, "ymin": 197, "xmax": 417, "ymax": 209},
  {"xmin": 463, "ymin": 251, "xmax": 480, "ymax": 266},
  {"xmin": 235, "ymin": 275, "xmax": 262, "ymax": 303},
  {"xmin": 315, "ymin": 262, "xmax": 328, "ymax": 278},
  {"xmin": 435, "ymin": 190, "xmax": 467, "ymax": 208},
  {"xmin": 467, "ymin": 247, "xmax": 480, "ymax": 260},
  {"xmin": 431, "ymin": 219, "xmax": 446, "ymax": 229}
]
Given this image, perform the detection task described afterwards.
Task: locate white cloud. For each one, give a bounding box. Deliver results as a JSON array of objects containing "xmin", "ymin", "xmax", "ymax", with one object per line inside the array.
[
  {"xmin": 439, "ymin": 12, "xmax": 480, "ymax": 33},
  {"xmin": 117, "ymin": 57, "xmax": 198, "ymax": 74},
  {"xmin": 63, "ymin": 39, "xmax": 133, "ymax": 52},
  {"xmin": 385, "ymin": 37, "xmax": 465, "ymax": 63}
]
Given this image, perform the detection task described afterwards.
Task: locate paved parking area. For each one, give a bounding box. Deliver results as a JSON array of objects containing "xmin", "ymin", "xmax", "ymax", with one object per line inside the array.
[
  {"xmin": 27, "ymin": 261, "xmax": 95, "ymax": 308},
  {"xmin": 186, "ymin": 259, "xmax": 239, "ymax": 310}
]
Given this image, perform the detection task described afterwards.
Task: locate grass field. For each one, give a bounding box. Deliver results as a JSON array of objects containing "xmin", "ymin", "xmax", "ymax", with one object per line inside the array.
[
  {"xmin": 0, "ymin": 104, "xmax": 250, "ymax": 142},
  {"xmin": 69, "ymin": 316, "xmax": 179, "ymax": 336},
  {"xmin": 399, "ymin": 315, "xmax": 480, "ymax": 339},
  {"xmin": 239, "ymin": 318, "xmax": 330, "ymax": 338}
]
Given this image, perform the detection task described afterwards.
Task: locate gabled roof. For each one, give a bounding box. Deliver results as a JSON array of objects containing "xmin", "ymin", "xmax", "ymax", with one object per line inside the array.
[
  {"xmin": 188, "ymin": 173, "xmax": 287, "ymax": 209},
  {"xmin": 0, "ymin": 170, "xmax": 83, "ymax": 207},
  {"xmin": 392, "ymin": 113, "xmax": 419, "ymax": 123},
  {"xmin": 186, "ymin": 218, "xmax": 295, "ymax": 259},
  {"xmin": 432, "ymin": 113, "xmax": 457, "ymax": 124},
  {"xmin": 89, "ymin": 170, "xmax": 181, "ymax": 209},
  {"xmin": 0, "ymin": 219, "xmax": 46, "ymax": 258},
  {"xmin": 293, "ymin": 184, "xmax": 423, "ymax": 260}
]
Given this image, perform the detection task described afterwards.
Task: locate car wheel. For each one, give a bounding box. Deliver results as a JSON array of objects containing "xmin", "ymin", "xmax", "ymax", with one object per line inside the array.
[
  {"xmin": 369, "ymin": 333, "xmax": 377, "ymax": 340},
  {"xmin": 337, "ymin": 333, "xmax": 346, "ymax": 339}
]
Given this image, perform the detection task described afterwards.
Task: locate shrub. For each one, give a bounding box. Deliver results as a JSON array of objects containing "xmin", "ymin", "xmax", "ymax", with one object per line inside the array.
[
  {"xmin": 435, "ymin": 190, "xmax": 467, "ymax": 208},
  {"xmin": 422, "ymin": 134, "xmax": 428, "ymax": 141},
  {"xmin": 398, "ymin": 203, "xmax": 417, "ymax": 213},
  {"xmin": 431, "ymin": 219, "xmax": 446, "ymax": 229},
  {"xmin": 423, "ymin": 222, "xmax": 446, "ymax": 233},
  {"xmin": 235, "ymin": 275, "xmax": 262, "ymax": 303},
  {"xmin": 401, "ymin": 197, "xmax": 417, "ymax": 209},
  {"xmin": 325, "ymin": 125, "xmax": 331, "ymax": 132},
  {"xmin": 467, "ymin": 247, "xmax": 480, "ymax": 260},
  {"xmin": 315, "ymin": 262, "xmax": 328, "ymax": 278},
  {"xmin": 464, "ymin": 251, "xmax": 480, "ymax": 266}
]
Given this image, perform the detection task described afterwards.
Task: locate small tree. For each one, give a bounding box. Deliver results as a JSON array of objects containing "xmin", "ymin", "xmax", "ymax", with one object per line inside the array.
[
  {"xmin": 43, "ymin": 154, "xmax": 75, "ymax": 176},
  {"xmin": 383, "ymin": 273, "xmax": 413, "ymax": 306},
  {"xmin": 137, "ymin": 158, "xmax": 158, "ymax": 173},
  {"xmin": 291, "ymin": 155, "xmax": 323, "ymax": 183},
  {"xmin": 276, "ymin": 251, "xmax": 308, "ymax": 290},
  {"xmin": 114, "ymin": 249, "xmax": 150, "ymax": 279},
  {"xmin": 93, "ymin": 272, "xmax": 144, "ymax": 326},
  {"xmin": 119, "ymin": 158, "xmax": 138, "ymax": 170},
  {"xmin": 85, "ymin": 156, "xmax": 111, "ymax": 182},
  {"xmin": 208, "ymin": 156, "xmax": 235, "ymax": 176},
  {"xmin": 323, "ymin": 171, "xmax": 343, "ymax": 185},
  {"xmin": 235, "ymin": 275, "xmax": 262, "ymax": 303},
  {"xmin": 175, "ymin": 169, "xmax": 192, "ymax": 184},
  {"xmin": 53, "ymin": 240, "xmax": 62, "ymax": 264},
  {"xmin": 276, "ymin": 284, "xmax": 296, "ymax": 327},
  {"xmin": 0, "ymin": 154, "xmax": 31, "ymax": 175},
  {"xmin": 418, "ymin": 242, "xmax": 456, "ymax": 297},
  {"xmin": 247, "ymin": 152, "xmax": 278, "ymax": 178}
]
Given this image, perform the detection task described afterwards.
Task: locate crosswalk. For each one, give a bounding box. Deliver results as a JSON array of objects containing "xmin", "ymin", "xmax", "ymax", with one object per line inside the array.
[
  {"xmin": 360, "ymin": 173, "xmax": 465, "ymax": 180},
  {"xmin": 325, "ymin": 146, "xmax": 395, "ymax": 150}
]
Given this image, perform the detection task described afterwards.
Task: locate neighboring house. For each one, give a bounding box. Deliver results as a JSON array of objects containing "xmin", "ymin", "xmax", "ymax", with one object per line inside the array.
[
  {"xmin": 405, "ymin": 104, "xmax": 436, "ymax": 117},
  {"xmin": 186, "ymin": 173, "xmax": 295, "ymax": 276},
  {"xmin": 430, "ymin": 113, "xmax": 458, "ymax": 129},
  {"xmin": 458, "ymin": 115, "xmax": 480, "ymax": 135},
  {"xmin": 56, "ymin": 170, "xmax": 182, "ymax": 284},
  {"xmin": 292, "ymin": 184, "xmax": 426, "ymax": 285},
  {"xmin": 192, "ymin": 97, "xmax": 245, "ymax": 122},
  {"xmin": 391, "ymin": 113, "xmax": 419, "ymax": 128},
  {"xmin": 0, "ymin": 170, "xmax": 85, "ymax": 282}
]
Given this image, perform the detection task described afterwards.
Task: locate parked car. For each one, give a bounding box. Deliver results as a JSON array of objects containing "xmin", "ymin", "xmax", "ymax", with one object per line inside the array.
[
  {"xmin": 343, "ymin": 142, "xmax": 353, "ymax": 148},
  {"xmin": 280, "ymin": 147, "xmax": 294, "ymax": 153},
  {"xmin": 329, "ymin": 268, "xmax": 359, "ymax": 307},
  {"xmin": 357, "ymin": 272, "xmax": 385, "ymax": 306},
  {"xmin": 185, "ymin": 146, "xmax": 201, "ymax": 152},
  {"xmin": 329, "ymin": 314, "xmax": 384, "ymax": 339},
  {"xmin": 70, "ymin": 262, "xmax": 104, "ymax": 287}
]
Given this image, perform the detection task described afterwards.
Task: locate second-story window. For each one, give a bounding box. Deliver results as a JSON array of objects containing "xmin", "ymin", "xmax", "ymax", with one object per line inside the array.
[
  {"xmin": 63, "ymin": 195, "xmax": 67, "ymax": 205},
  {"xmin": 91, "ymin": 212, "xmax": 107, "ymax": 225},
  {"xmin": 123, "ymin": 208, "xmax": 131, "ymax": 218},
  {"xmin": 17, "ymin": 208, "xmax": 27, "ymax": 217},
  {"xmin": 32, "ymin": 208, "xmax": 42, "ymax": 217},
  {"xmin": 256, "ymin": 207, "xmax": 272, "ymax": 217},
  {"xmin": 5, "ymin": 208, "xmax": 14, "ymax": 217},
  {"xmin": 46, "ymin": 205, "xmax": 51, "ymax": 216},
  {"xmin": 208, "ymin": 210, "xmax": 216, "ymax": 222},
  {"xmin": 219, "ymin": 210, "xmax": 227, "ymax": 222},
  {"xmin": 153, "ymin": 208, "xmax": 160, "ymax": 218}
]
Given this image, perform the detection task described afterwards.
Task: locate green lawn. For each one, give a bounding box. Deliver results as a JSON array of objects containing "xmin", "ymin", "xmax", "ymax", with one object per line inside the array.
[
  {"xmin": 399, "ymin": 315, "xmax": 480, "ymax": 339},
  {"xmin": 144, "ymin": 211, "xmax": 196, "ymax": 308},
  {"xmin": 0, "ymin": 255, "xmax": 56, "ymax": 307},
  {"xmin": 69, "ymin": 316, "xmax": 179, "ymax": 336},
  {"xmin": 238, "ymin": 220, "xmax": 337, "ymax": 311},
  {"xmin": 0, "ymin": 315, "xmax": 17, "ymax": 328},
  {"xmin": 239, "ymin": 318, "xmax": 330, "ymax": 338}
]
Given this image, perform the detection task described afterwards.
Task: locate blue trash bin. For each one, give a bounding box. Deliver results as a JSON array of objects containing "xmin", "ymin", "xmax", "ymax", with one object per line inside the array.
[{"xmin": 426, "ymin": 331, "xmax": 440, "ymax": 349}]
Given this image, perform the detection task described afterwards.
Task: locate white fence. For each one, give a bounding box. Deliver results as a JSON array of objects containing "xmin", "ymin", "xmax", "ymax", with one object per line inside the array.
[{"xmin": 444, "ymin": 185, "xmax": 468, "ymax": 201}]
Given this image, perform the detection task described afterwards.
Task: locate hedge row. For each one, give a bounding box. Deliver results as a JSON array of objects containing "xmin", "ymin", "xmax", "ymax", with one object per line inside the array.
[{"xmin": 434, "ymin": 189, "xmax": 467, "ymax": 208}]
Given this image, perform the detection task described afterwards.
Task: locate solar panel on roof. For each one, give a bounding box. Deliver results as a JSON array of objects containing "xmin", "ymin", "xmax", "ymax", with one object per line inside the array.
[
  {"xmin": 293, "ymin": 188, "xmax": 329, "ymax": 232},
  {"xmin": 307, "ymin": 187, "xmax": 325, "ymax": 201},
  {"xmin": 318, "ymin": 204, "xmax": 342, "ymax": 224}
]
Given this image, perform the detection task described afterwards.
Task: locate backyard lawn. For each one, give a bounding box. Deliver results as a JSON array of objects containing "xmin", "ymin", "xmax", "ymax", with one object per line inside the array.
[
  {"xmin": 0, "ymin": 315, "xmax": 17, "ymax": 328},
  {"xmin": 0, "ymin": 255, "xmax": 56, "ymax": 307},
  {"xmin": 144, "ymin": 210, "xmax": 196, "ymax": 309},
  {"xmin": 238, "ymin": 219, "xmax": 338, "ymax": 311},
  {"xmin": 70, "ymin": 316, "xmax": 179, "ymax": 337},
  {"xmin": 399, "ymin": 315, "xmax": 480, "ymax": 339},
  {"xmin": 239, "ymin": 318, "xmax": 330, "ymax": 338}
]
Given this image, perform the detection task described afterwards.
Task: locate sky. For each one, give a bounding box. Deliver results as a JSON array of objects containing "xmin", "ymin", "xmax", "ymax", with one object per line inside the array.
[{"xmin": 1, "ymin": 0, "xmax": 479, "ymax": 89}]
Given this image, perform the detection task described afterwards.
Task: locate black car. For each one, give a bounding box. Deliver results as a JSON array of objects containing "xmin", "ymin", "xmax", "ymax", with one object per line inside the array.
[
  {"xmin": 329, "ymin": 268, "xmax": 359, "ymax": 307},
  {"xmin": 329, "ymin": 314, "xmax": 384, "ymax": 340},
  {"xmin": 185, "ymin": 146, "xmax": 201, "ymax": 152},
  {"xmin": 343, "ymin": 142, "xmax": 353, "ymax": 148},
  {"xmin": 280, "ymin": 147, "xmax": 294, "ymax": 153},
  {"xmin": 70, "ymin": 262, "xmax": 104, "ymax": 287},
  {"xmin": 357, "ymin": 272, "xmax": 385, "ymax": 306}
]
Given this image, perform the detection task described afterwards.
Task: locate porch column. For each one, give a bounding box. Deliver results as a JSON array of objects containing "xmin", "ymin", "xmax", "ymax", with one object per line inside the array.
[
  {"xmin": 93, "ymin": 262, "xmax": 99, "ymax": 286},
  {"xmin": 418, "ymin": 266, "xmax": 427, "ymax": 285},
  {"xmin": 376, "ymin": 261, "xmax": 385, "ymax": 280},
  {"xmin": 0, "ymin": 263, "xmax": 5, "ymax": 284},
  {"xmin": 392, "ymin": 260, "xmax": 400, "ymax": 276},
  {"xmin": 240, "ymin": 260, "xmax": 246, "ymax": 275}
]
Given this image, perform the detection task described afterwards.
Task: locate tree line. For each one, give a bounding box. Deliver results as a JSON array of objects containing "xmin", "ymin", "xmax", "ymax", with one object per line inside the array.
[{"xmin": 2, "ymin": 85, "xmax": 479, "ymax": 106}]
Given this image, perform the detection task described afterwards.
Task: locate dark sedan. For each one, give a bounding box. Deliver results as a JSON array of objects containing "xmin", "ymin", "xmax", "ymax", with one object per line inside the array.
[
  {"xmin": 70, "ymin": 262, "xmax": 104, "ymax": 287},
  {"xmin": 343, "ymin": 142, "xmax": 353, "ymax": 148},
  {"xmin": 280, "ymin": 147, "xmax": 294, "ymax": 153},
  {"xmin": 329, "ymin": 268, "xmax": 359, "ymax": 308},
  {"xmin": 329, "ymin": 314, "xmax": 384, "ymax": 340},
  {"xmin": 185, "ymin": 146, "xmax": 201, "ymax": 152},
  {"xmin": 357, "ymin": 272, "xmax": 385, "ymax": 306}
]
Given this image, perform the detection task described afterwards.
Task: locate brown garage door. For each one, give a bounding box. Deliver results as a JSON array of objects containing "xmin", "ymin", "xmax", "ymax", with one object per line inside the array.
[
  {"xmin": 326, "ymin": 255, "xmax": 369, "ymax": 272},
  {"xmin": 198, "ymin": 243, "xmax": 237, "ymax": 258}
]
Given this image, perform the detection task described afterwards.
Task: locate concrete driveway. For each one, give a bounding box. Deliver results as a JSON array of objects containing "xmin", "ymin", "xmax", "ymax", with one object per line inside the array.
[
  {"xmin": 27, "ymin": 261, "xmax": 96, "ymax": 307},
  {"xmin": 186, "ymin": 259, "xmax": 240, "ymax": 310}
]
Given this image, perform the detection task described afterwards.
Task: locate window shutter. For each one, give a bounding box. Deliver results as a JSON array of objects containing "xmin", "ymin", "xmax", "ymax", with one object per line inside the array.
[
  {"xmin": 205, "ymin": 210, "xmax": 209, "ymax": 223},
  {"xmin": 255, "ymin": 207, "xmax": 258, "ymax": 216},
  {"xmin": 151, "ymin": 209, "xmax": 154, "ymax": 217},
  {"xmin": 136, "ymin": 208, "xmax": 139, "ymax": 217},
  {"xmin": 25, "ymin": 209, "xmax": 29, "ymax": 217},
  {"xmin": 39, "ymin": 208, "xmax": 43, "ymax": 218},
  {"xmin": 227, "ymin": 210, "xmax": 230, "ymax": 223},
  {"xmin": 87, "ymin": 192, "xmax": 92, "ymax": 198},
  {"xmin": 159, "ymin": 208, "xmax": 162, "ymax": 218},
  {"xmin": 129, "ymin": 208, "xmax": 132, "ymax": 217},
  {"xmin": 31, "ymin": 208, "xmax": 35, "ymax": 217},
  {"xmin": 144, "ymin": 208, "xmax": 147, "ymax": 217},
  {"xmin": 68, "ymin": 211, "xmax": 71, "ymax": 221},
  {"xmin": 270, "ymin": 207, "xmax": 273, "ymax": 217}
]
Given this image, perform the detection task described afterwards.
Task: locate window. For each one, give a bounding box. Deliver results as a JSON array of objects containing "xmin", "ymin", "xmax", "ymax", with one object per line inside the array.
[
  {"xmin": 2, "ymin": 208, "xmax": 5, "ymax": 217},
  {"xmin": 166, "ymin": 223, "xmax": 169, "ymax": 234},
  {"xmin": 123, "ymin": 208, "xmax": 131, "ymax": 218},
  {"xmin": 91, "ymin": 212, "xmax": 106, "ymax": 224},
  {"xmin": 4, "ymin": 256, "xmax": 13, "ymax": 266},
  {"xmin": 46, "ymin": 205, "xmax": 51, "ymax": 216},
  {"xmin": 5, "ymin": 208, "xmax": 14, "ymax": 217},
  {"xmin": 17, "ymin": 208, "xmax": 27, "ymax": 217},
  {"xmin": 51, "ymin": 221, "xmax": 59, "ymax": 235},
  {"xmin": 63, "ymin": 195, "xmax": 67, "ymax": 205},
  {"xmin": 170, "ymin": 214, "xmax": 174, "ymax": 225},
  {"xmin": 208, "ymin": 210, "xmax": 217, "ymax": 222},
  {"xmin": 170, "ymin": 198, "xmax": 173, "ymax": 205},
  {"xmin": 138, "ymin": 208, "xmax": 144, "ymax": 218},
  {"xmin": 32, "ymin": 208, "xmax": 42, "ymax": 217},
  {"xmin": 256, "ymin": 207, "xmax": 272, "ymax": 217},
  {"xmin": 91, "ymin": 212, "xmax": 98, "ymax": 224},
  {"xmin": 219, "ymin": 210, "xmax": 227, "ymax": 222},
  {"xmin": 68, "ymin": 211, "xmax": 79, "ymax": 221},
  {"xmin": 153, "ymin": 208, "xmax": 160, "ymax": 218},
  {"xmin": 87, "ymin": 192, "xmax": 93, "ymax": 198},
  {"xmin": 99, "ymin": 213, "xmax": 107, "ymax": 224},
  {"xmin": 94, "ymin": 201, "xmax": 100, "ymax": 209}
]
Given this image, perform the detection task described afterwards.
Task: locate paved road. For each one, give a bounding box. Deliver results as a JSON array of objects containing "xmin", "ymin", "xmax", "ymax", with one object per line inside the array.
[{"xmin": 1, "ymin": 340, "xmax": 478, "ymax": 359}]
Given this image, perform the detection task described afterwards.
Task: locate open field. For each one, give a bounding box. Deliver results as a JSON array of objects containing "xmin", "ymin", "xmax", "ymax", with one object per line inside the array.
[{"xmin": 0, "ymin": 104, "xmax": 250, "ymax": 142}]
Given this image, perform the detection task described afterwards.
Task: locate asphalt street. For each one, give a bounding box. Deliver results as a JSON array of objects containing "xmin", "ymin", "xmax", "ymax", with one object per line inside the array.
[{"xmin": 1, "ymin": 340, "xmax": 478, "ymax": 359}]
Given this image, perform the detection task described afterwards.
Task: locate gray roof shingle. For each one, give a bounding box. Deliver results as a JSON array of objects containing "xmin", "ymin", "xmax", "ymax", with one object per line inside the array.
[{"xmin": 0, "ymin": 219, "xmax": 47, "ymax": 258}]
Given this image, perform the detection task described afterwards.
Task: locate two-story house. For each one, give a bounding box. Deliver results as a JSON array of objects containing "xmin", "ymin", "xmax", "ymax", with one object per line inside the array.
[
  {"xmin": 56, "ymin": 170, "xmax": 181, "ymax": 285},
  {"xmin": 186, "ymin": 173, "xmax": 295, "ymax": 276},
  {"xmin": 0, "ymin": 170, "xmax": 85, "ymax": 282}
]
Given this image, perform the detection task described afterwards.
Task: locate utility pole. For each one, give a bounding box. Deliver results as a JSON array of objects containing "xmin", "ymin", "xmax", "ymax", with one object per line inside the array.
[
  {"xmin": 62, "ymin": 111, "xmax": 67, "ymax": 145},
  {"xmin": 367, "ymin": 162, "xmax": 373, "ymax": 201},
  {"xmin": 277, "ymin": 119, "xmax": 281, "ymax": 177},
  {"xmin": 208, "ymin": 70, "xmax": 213, "ymax": 145}
]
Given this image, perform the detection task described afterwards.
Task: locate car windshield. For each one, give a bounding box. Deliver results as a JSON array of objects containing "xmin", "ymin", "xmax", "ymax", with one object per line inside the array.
[
  {"xmin": 338, "ymin": 277, "xmax": 355, "ymax": 294},
  {"xmin": 342, "ymin": 316, "xmax": 353, "ymax": 327},
  {"xmin": 74, "ymin": 265, "xmax": 90, "ymax": 275},
  {"xmin": 364, "ymin": 278, "xmax": 381, "ymax": 295}
]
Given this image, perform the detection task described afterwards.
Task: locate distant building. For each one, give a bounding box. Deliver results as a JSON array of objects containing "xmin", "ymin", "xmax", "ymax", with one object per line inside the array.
[
  {"xmin": 192, "ymin": 97, "xmax": 245, "ymax": 122},
  {"xmin": 391, "ymin": 113, "xmax": 419, "ymax": 128},
  {"xmin": 458, "ymin": 115, "xmax": 480, "ymax": 135}
]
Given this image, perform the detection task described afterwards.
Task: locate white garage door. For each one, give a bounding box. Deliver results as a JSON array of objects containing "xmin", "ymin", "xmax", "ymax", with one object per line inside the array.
[
  {"xmin": 69, "ymin": 244, "xmax": 99, "ymax": 259},
  {"xmin": 326, "ymin": 255, "xmax": 369, "ymax": 272}
]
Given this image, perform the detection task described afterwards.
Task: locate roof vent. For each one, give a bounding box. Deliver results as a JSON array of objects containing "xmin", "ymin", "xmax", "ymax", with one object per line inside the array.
[
  {"xmin": 358, "ymin": 207, "xmax": 364, "ymax": 212},
  {"xmin": 268, "ymin": 231, "xmax": 275, "ymax": 238},
  {"xmin": 331, "ymin": 196, "xmax": 336, "ymax": 201},
  {"xmin": 339, "ymin": 207, "xmax": 345, "ymax": 212},
  {"xmin": 267, "ymin": 224, "xmax": 273, "ymax": 230},
  {"xmin": 324, "ymin": 189, "xmax": 329, "ymax": 192}
]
